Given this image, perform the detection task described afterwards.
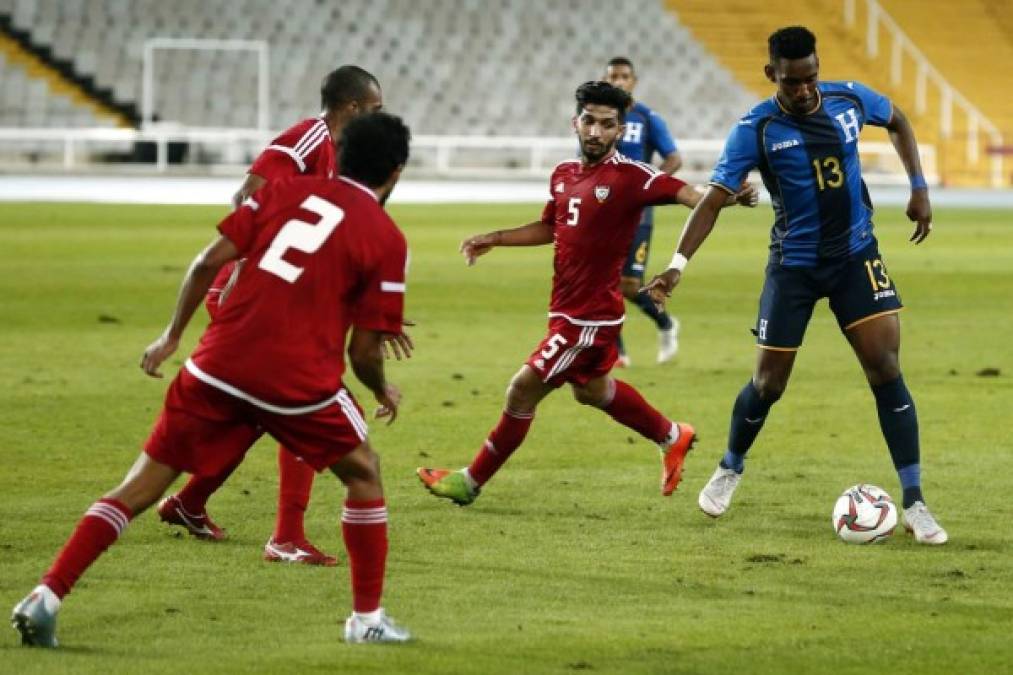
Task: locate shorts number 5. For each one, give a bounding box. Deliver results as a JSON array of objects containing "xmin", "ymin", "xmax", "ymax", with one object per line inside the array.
[{"xmin": 540, "ymin": 334, "xmax": 568, "ymax": 359}]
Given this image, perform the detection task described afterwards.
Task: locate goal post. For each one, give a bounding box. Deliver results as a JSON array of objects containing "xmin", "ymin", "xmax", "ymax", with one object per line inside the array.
[{"xmin": 141, "ymin": 37, "xmax": 270, "ymax": 130}]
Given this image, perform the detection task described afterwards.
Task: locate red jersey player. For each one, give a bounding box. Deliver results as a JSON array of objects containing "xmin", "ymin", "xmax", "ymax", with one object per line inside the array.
[
  {"xmin": 418, "ymin": 81, "xmax": 755, "ymax": 505},
  {"xmin": 13, "ymin": 113, "xmax": 413, "ymax": 646},
  {"xmin": 157, "ymin": 66, "xmax": 389, "ymax": 567}
]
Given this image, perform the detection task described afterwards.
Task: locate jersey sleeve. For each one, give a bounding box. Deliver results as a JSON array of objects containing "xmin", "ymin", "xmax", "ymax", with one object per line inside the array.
[
  {"xmin": 709, "ymin": 121, "xmax": 760, "ymax": 194},
  {"xmin": 648, "ymin": 111, "xmax": 678, "ymax": 157},
  {"xmin": 217, "ymin": 185, "xmax": 272, "ymax": 254},
  {"xmin": 540, "ymin": 171, "xmax": 559, "ymax": 225},
  {"xmin": 850, "ymin": 81, "xmax": 893, "ymax": 127},
  {"xmin": 248, "ymin": 119, "xmax": 329, "ymax": 179},
  {"xmin": 350, "ymin": 231, "xmax": 408, "ymax": 333},
  {"xmin": 637, "ymin": 171, "xmax": 688, "ymax": 206}
]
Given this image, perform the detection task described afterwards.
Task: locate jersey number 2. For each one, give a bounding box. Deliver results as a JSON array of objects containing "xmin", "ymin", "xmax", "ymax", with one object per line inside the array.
[{"xmin": 259, "ymin": 195, "xmax": 345, "ymax": 283}]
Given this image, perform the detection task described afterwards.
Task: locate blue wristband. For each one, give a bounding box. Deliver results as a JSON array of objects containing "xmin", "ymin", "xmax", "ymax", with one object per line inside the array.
[{"xmin": 910, "ymin": 174, "xmax": 928, "ymax": 190}]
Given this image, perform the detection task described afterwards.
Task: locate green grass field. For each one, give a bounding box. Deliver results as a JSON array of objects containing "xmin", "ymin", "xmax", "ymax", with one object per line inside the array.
[{"xmin": 1, "ymin": 200, "xmax": 1011, "ymax": 674}]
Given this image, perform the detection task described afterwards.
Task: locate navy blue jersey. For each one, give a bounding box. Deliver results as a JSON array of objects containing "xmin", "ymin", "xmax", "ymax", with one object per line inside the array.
[
  {"xmin": 618, "ymin": 101, "xmax": 678, "ymax": 227},
  {"xmin": 710, "ymin": 81, "xmax": 894, "ymax": 266},
  {"xmin": 618, "ymin": 101, "xmax": 678, "ymax": 163}
]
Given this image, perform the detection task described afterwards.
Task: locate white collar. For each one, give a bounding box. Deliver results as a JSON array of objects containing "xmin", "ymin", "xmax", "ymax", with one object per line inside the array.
[{"xmin": 339, "ymin": 175, "xmax": 378, "ymax": 201}]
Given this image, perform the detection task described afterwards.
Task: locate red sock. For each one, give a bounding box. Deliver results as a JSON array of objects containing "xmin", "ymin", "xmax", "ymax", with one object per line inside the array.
[
  {"xmin": 273, "ymin": 446, "xmax": 315, "ymax": 543},
  {"xmin": 175, "ymin": 453, "xmax": 242, "ymax": 514},
  {"xmin": 41, "ymin": 499, "xmax": 133, "ymax": 599},
  {"xmin": 603, "ymin": 380, "xmax": 671, "ymax": 444},
  {"xmin": 341, "ymin": 499, "xmax": 388, "ymax": 613},
  {"xmin": 467, "ymin": 409, "xmax": 534, "ymax": 486}
]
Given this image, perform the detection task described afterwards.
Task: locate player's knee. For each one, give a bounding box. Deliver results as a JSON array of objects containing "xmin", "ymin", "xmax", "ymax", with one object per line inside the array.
[
  {"xmin": 619, "ymin": 277, "xmax": 641, "ymax": 300},
  {"xmin": 332, "ymin": 444, "xmax": 381, "ymax": 485},
  {"xmin": 752, "ymin": 373, "xmax": 787, "ymax": 402},
  {"xmin": 505, "ymin": 375, "xmax": 540, "ymax": 412},
  {"xmin": 571, "ymin": 385, "xmax": 598, "ymax": 407},
  {"xmin": 863, "ymin": 351, "xmax": 901, "ymax": 386}
]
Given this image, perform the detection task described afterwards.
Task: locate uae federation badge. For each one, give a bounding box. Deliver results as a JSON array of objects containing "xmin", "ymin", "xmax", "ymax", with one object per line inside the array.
[{"xmin": 594, "ymin": 185, "xmax": 610, "ymax": 202}]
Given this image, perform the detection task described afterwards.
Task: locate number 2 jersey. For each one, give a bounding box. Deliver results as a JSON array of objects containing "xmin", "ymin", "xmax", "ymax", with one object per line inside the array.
[
  {"xmin": 188, "ymin": 176, "xmax": 407, "ymax": 409},
  {"xmin": 540, "ymin": 151, "xmax": 688, "ymax": 325},
  {"xmin": 710, "ymin": 81, "xmax": 893, "ymax": 266}
]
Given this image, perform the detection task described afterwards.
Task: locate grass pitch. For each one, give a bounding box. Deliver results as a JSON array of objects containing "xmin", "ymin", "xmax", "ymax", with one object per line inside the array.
[{"xmin": 1, "ymin": 199, "xmax": 1011, "ymax": 674}]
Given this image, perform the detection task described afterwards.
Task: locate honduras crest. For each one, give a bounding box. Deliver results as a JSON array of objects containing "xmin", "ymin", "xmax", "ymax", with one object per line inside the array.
[{"xmin": 594, "ymin": 185, "xmax": 610, "ymax": 202}]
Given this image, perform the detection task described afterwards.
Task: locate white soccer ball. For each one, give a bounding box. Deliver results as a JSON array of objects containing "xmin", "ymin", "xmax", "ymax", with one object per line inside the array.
[{"xmin": 831, "ymin": 484, "xmax": 898, "ymax": 544}]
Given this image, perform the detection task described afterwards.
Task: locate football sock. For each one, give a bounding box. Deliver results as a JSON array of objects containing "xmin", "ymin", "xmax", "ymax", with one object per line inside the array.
[
  {"xmin": 467, "ymin": 409, "xmax": 534, "ymax": 486},
  {"xmin": 341, "ymin": 499, "xmax": 388, "ymax": 613},
  {"xmin": 176, "ymin": 453, "xmax": 243, "ymax": 514},
  {"xmin": 632, "ymin": 291, "xmax": 674, "ymax": 330},
  {"xmin": 273, "ymin": 446, "xmax": 315, "ymax": 543},
  {"xmin": 617, "ymin": 333, "xmax": 627, "ymax": 357},
  {"xmin": 898, "ymin": 464, "xmax": 924, "ymax": 508},
  {"xmin": 871, "ymin": 376, "xmax": 922, "ymax": 507},
  {"xmin": 41, "ymin": 498, "xmax": 133, "ymax": 599},
  {"xmin": 723, "ymin": 380, "xmax": 780, "ymax": 472},
  {"xmin": 601, "ymin": 379, "xmax": 671, "ymax": 444}
]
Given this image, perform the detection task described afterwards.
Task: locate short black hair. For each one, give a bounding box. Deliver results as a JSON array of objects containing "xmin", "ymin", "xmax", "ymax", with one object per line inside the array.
[
  {"xmin": 320, "ymin": 65, "xmax": 379, "ymax": 110},
  {"xmin": 768, "ymin": 26, "xmax": 817, "ymax": 62},
  {"xmin": 575, "ymin": 81, "xmax": 632, "ymax": 122},
  {"xmin": 607, "ymin": 56, "xmax": 635, "ymax": 73},
  {"xmin": 339, "ymin": 112, "xmax": 410, "ymax": 188}
]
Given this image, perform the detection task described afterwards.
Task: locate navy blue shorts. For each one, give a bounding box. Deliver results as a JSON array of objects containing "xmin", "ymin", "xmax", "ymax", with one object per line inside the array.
[
  {"xmin": 622, "ymin": 210, "xmax": 654, "ymax": 279},
  {"xmin": 754, "ymin": 242, "xmax": 903, "ymax": 349}
]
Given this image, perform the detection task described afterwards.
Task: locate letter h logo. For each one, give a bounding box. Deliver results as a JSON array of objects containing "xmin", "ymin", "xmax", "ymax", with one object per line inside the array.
[{"xmin": 835, "ymin": 108, "xmax": 860, "ymax": 143}]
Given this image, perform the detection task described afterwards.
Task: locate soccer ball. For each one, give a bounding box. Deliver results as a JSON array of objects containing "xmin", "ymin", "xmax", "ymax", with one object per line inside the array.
[{"xmin": 831, "ymin": 484, "xmax": 898, "ymax": 544}]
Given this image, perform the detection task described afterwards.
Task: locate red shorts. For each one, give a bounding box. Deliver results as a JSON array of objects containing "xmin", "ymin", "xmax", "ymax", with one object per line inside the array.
[
  {"xmin": 144, "ymin": 368, "xmax": 368, "ymax": 476},
  {"xmin": 525, "ymin": 316, "xmax": 620, "ymax": 387}
]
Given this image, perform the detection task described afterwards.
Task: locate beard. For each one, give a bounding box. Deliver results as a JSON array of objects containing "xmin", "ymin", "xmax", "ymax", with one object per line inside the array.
[{"xmin": 580, "ymin": 137, "xmax": 614, "ymax": 163}]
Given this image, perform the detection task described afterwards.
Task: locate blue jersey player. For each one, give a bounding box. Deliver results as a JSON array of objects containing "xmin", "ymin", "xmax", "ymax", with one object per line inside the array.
[
  {"xmin": 604, "ymin": 57, "xmax": 683, "ymax": 366},
  {"xmin": 647, "ymin": 27, "xmax": 947, "ymax": 544}
]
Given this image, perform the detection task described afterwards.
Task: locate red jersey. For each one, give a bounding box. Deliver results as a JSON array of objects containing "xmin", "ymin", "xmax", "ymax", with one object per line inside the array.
[
  {"xmin": 540, "ymin": 152, "xmax": 687, "ymax": 324},
  {"xmin": 249, "ymin": 116, "xmax": 336, "ymax": 181},
  {"xmin": 208, "ymin": 117, "xmax": 337, "ymax": 317},
  {"xmin": 188, "ymin": 176, "xmax": 407, "ymax": 410}
]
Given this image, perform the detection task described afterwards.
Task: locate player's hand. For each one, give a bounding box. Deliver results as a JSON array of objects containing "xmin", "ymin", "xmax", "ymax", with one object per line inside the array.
[
  {"xmin": 373, "ymin": 383, "xmax": 401, "ymax": 425},
  {"xmin": 460, "ymin": 233, "xmax": 497, "ymax": 266},
  {"xmin": 643, "ymin": 269, "xmax": 683, "ymax": 309},
  {"xmin": 735, "ymin": 182, "xmax": 759, "ymax": 208},
  {"xmin": 381, "ymin": 320, "xmax": 415, "ymax": 360},
  {"xmin": 140, "ymin": 331, "xmax": 180, "ymax": 379},
  {"xmin": 907, "ymin": 189, "xmax": 932, "ymax": 244}
]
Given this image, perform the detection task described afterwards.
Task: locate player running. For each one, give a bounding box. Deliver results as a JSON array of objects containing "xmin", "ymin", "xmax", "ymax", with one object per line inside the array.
[
  {"xmin": 647, "ymin": 26, "xmax": 948, "ymax": 544},
  {"xmin": 156, "ymin": 65, "xmax": 399, "ymax": 568},
  {"xmin": 12, "ymin": 112, "xmax": 414, "ymax": 647},
  {"xmin": 418, "ymin": 81, "xmax": 755, "ymax": 506},
  {"xmin": 603, "ymin": 57, "xmax": 683, "ymax": 367}
]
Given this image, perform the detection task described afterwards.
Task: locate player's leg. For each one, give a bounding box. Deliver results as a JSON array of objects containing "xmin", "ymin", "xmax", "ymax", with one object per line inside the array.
[
  {"xmin": 832, "ymin": 245, "xmax": 945, "ymax": 543},
  {"xmin": 157, "ymin": 457, "xmax": 237, "ymax": 540},
  {"xmin": 13, "ymin": 453, "xmax": 181, "ymax": 648},
  {"xmin": 700, "ymin": 264, "xmax": 814, "ymax": 517},
  {"xmin": 419, "ymin": 364, "xmax": 554, "ymax": 505},
  {"xmin": 571, "ymin": 374, "xmax": 695, "ymax": 495},
  {"xmin": 618, "ymin": 219, "xmax": 679, "ymax": 364},
  {"xmin": 844, "ymin": 313, "xmax": 947, "ymax": 544},
  {"xmin": 263, "ymin": 445, "xmax": 336, "ymax": 566}
]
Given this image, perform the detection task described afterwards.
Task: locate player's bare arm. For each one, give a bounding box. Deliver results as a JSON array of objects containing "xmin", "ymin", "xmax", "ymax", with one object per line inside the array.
[
  {"xmin": 460, "ymin": 220, "xmax": 554, "ymax": 266},
  {"xmin": 141, "ymin": 235, "xmax": 239, "ymax": 378},
  {"xmin": 645, "ymin": 186, "xmax": 728, "ymax": 303},
  {"xmin": 885, "ymin": 105, "xmax": 932, "ymax": 244},
  {"xmin": 230, "ymin": 173, "xmax": 268, "ymax": 210},
  {"xmin": 349, "ymin": 326, "xmax": 401, "ymax": 424},
  {"xmin": 660, "ymin": 151, "xmax": 683, "ymax": 175},
  {"xmin": 675, "ymin": 182, "xmax": 758, "ymax": 209}
]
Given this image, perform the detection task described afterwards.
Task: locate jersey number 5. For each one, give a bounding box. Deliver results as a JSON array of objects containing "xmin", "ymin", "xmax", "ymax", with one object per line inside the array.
[
  {"xmin": 566, "ymin": 197, "xmax": 581, "ymax": 226},
  {"xmin": 259, "ymin": 195, "xmax": 345, "ymax": 283}
]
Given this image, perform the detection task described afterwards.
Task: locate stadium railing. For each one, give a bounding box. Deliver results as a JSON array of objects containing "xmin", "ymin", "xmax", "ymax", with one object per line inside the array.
[{"xmin": 0, "ymin": 127, "xmax": 938, "ymax": 187}]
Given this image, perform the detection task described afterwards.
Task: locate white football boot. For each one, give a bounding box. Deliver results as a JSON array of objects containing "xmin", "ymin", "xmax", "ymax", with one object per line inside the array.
[
  {"xmin": 698, "ymin": 465, "xmax": 742, "ymax": 517},
  {"xmin": 903, "ymin": 501, "xmax": 948, "ymax": 545},
  {"xmin": 11, "ymin": 585, "xmax": 60, "ymax": 648},
  {"xmin": 657, "ymin": 317, "xmax": 680, "ymax": 363},
  {"xmin": 344, "ymin": 609, "xmax": 411, "ymax": 644}
]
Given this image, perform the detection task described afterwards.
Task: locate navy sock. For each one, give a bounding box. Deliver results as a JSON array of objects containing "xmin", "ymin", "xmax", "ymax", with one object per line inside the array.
[
  {"xmin": 632, "ymin": 292, "xmax": 673, "ymax": 330},
  {"xmin": 617, "ymin": 333, "xmax": 626, "ymax": 356},
  {"xmin": 722, "ymin": 381, "xmax": 780, "ymax": 472},
  {"xmin": 871, "ymin": 376, "xmax": 922, "ymax": 507}
]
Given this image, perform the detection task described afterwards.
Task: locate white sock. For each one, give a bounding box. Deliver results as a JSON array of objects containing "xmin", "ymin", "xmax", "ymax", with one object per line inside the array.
[
  {"xmin": 660, "ymin": 423, "xmax": 681, "ymax": 449},
  {"xmin": 460, "ymin": 468, "xmax": 478, "ymax": 491},
  {"xmin": 33, "ymin": 584, "xmax": 61, "ymax": 614},
  {"xmin": 354, "ymin": 607, "xmax": 384, "ymax": 625}
]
